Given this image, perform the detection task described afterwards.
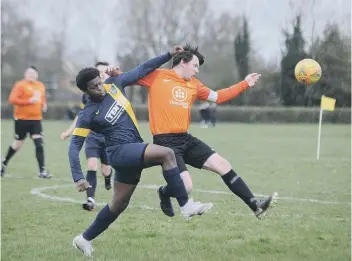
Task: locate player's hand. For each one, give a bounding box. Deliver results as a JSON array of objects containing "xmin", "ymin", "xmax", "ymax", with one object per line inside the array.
[
  {"xmin": 29, "ymin": 95, "xmax": 41, "ymax": 104},
  {"xmin": 75, "ymin": 179, "xmax": 92, "ymax": 192},
  {"xmin": 60, "ymin": 131, "xmax": 71, "ymax": 140},
  {"xmin": 42, "ymin": 103, "xmax": 47, "ymax": 112},
  {"xmin": 245, "ymin": 73, "xmax": 261, "ymax": 87},
  {"xmin": 105, "ymin": 66, "xmax": 121, "ymax": 77},
  {"xmin": 29, "ymin": 90, "xmax": 41, "ymax": 104},
  {"xmin": 170, "ymin": 45, "xmax": 184, "ymax": 56}
]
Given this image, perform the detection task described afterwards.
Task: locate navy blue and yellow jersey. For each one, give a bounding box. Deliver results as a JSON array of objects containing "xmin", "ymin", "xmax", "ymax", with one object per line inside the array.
[
  {"xmin": 80, "ymin": 94, "xmax": 105, "ymax": 143},
  {"xmin": 69, "ymin": 52, "xmax": 172, "ymax": 181}
]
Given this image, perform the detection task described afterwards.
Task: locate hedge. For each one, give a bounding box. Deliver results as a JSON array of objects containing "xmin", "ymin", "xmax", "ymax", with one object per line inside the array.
[{"xmin": 1, "ymin": 104, "xmax": 350, "ymax": 124}]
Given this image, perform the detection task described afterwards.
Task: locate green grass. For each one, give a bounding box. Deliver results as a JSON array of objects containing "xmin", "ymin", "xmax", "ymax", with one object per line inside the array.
[{"xmin": 1, "ymin": 120, "xmax": 351, "ymax": 261}]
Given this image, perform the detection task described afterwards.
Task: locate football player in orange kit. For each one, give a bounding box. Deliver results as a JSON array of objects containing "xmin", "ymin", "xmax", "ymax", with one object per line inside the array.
[
  {"xmin": 137, "ymin": 44, "xmax": 277, "ymax": 218},
  {"xmin": 1, "ymin": 66, "xmax": 51, "ymax": 178}
]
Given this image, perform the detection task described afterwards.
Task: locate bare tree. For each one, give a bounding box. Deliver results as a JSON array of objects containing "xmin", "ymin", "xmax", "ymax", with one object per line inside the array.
[{"xmin": 115, "ymin": 0, "xmax": 240, "ymax": 102}]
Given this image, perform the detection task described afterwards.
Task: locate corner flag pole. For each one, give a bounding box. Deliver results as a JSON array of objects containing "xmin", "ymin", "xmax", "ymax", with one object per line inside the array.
[
  {"xmin": 317, "ymin": 95, "xmax": 336, "ymax": 160},
  {"xmin": 316, "ymin": 108, "xmax": 323, "ymax": 160}
]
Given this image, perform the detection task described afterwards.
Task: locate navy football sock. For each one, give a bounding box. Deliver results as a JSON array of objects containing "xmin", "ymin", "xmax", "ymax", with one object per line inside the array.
[
  {"xmin": 222, "ymin": 170, "xmax": 257, "ymax": 211},
  {"xmin": 162, "ymin": 167, "xmax": 188, "ymax": 207},
  {"xmin": 82, "ymin": 205, "xmax": 118, "ymax": 241},
  {"xmin": 3, "ymin": 146, "xmax": 16, "ymax": 165},
  {"xmin": 86, "ymin": 170, "xmax": 97, "ymax": 198}
]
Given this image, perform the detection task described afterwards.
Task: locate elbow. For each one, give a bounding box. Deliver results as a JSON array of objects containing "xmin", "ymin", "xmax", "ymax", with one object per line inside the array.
[{"xmin": 215, "ymin": 99, "xmax": 225, "ymax": 105}]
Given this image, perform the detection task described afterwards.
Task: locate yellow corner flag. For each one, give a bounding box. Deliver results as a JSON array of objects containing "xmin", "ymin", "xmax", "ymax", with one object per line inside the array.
[
  {"xmin": 317, "ymin": 95, "xmax": 337, "ymax": 160},
  {"xmin": 320, "ymin": 95, "xmax": 336, "ymax": 111}
]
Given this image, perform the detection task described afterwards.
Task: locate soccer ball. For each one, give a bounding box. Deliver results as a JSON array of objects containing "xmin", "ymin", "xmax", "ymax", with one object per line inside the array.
[{"xmin": 294, "ymin": 58, "xmax": 322, "ymax": 85}]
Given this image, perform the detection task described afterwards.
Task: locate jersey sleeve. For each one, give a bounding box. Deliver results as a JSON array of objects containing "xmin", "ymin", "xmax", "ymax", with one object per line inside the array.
[
  {"xmin": 8, "ymin": 82, "xmax": 31, "ymax": 105},
  {"xmin": 68, "ymin": 110, "xmax": 92, "ymax": 182},
  {"xmin": 135, "ymin": 70, "xmax": 160, "ymax": 88},
  {"xmin": 196, "ymin": 79, "xmax": 250, "ymax": 104},
  {"xmin": 110, "ymin": 53, "xmax": 171, "ymax": 88}
]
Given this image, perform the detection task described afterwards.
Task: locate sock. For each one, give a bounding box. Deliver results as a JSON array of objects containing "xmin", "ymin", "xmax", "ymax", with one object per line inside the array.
[
  {"xmin": 83, "ymin": 205, "xmax": 119, "ymax": 241},
  {"xmin": 86, "ymin": 170, "xmax": 97, "ymax": 198},
  {"xmin": 3, "ymin": 146, "xmax": 16, "ymax": 165},
  {"xmin": 162, "ymin": 167, "xmax": 188, "ymax": 207},
  {"xmin": 33, "ymin": 138, "xmax": 45, "ymax": 172},
  {"xmin": 221, "ymin": 169, "xmax": 258, "ymax": 211}
]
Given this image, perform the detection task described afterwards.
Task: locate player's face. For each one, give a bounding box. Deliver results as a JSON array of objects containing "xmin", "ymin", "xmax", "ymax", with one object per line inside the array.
[
  {"xmin": 96, "ymin": 65, "xmax": 109, "ymax": 82},
  {"xmin": 182, "ymin": 55, "xmax": 200, "ymax": 80},
  {"xmin": 24, "ymin": 68, "xmax": 38, "ymax": 82},
  {"xmin": 86, "ymin": 76, "xmax": 106, "ymax": 101}
]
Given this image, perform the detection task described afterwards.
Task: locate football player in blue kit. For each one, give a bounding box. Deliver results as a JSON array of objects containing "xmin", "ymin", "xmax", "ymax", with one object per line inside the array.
[
  {"xmin": 61, "ymin": 62, "xmax": 115, "ymax": 211},
  {"xmin": 70, "ymin": 46, "xmax": 212, "ymax": 257}
]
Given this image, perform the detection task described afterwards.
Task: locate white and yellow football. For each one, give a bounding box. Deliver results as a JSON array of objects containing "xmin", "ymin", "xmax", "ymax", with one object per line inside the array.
[{"xmin": 294, "ymin": 58, "xmax": 322, "ymax": 85}]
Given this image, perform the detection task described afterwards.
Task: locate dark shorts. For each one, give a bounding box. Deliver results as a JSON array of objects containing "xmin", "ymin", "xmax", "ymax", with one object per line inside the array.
[
  {"xmin": 14, "ymin": 120, "xmax": 43, "ymax": 140},
  {"xmin": 108, "ymin": 143, "xmax": 148, "ymax": 185},
  {"xmin": 85, "ymin": 133, "xmax": 109, "ymax": 164},
  {"xmin": 153, "ymin": 133, "xmax": 216, "ymax": 173}
]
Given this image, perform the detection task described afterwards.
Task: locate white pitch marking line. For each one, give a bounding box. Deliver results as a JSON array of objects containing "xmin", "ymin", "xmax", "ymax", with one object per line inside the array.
[
  {"xmin": 30, "ymin": 184, "xmax": 154, "ymax": 210},
  {"xmin": 4, "ymin": 173, "xmax": 350, "ymax": 205},
  {"xmin": 138, "ymin": 185, "xmax": 350, "ymax": 206},
  {"xmin": 30, "ymin": 184, "xmax": 350, "ymax": 222}
]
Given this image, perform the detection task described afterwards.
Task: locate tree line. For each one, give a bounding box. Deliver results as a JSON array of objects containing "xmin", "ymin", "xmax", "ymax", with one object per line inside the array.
[{"xmin": 1, "ymin": 0, "xmax": 351, "ymax": 107}]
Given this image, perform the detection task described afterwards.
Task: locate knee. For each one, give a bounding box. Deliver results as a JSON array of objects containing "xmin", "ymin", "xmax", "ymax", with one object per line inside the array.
[
  {"xmin": 87, "ymin": 158, "xmax": 98, "ymax": 171},
  {"xmin": 162, "ymin": 148, "xmax": 176, "ymax": 164},
  {"xmin": 101, "ymin": 165, "xmax": 111, "ymax": 177},
  {"xmin": 218, "ymin": 157, "xmax": 231, "ymax": 170},
  {"xmin": 12, "ymin": 140, "xmax": 24, "ymax": 150},
  {"xmin": 204, "ymin": 153, "xmax": 232, "ymax": 175},
  {"xmin": 110, "ymin": 198, "xmax": 130, "ymax": 214}
]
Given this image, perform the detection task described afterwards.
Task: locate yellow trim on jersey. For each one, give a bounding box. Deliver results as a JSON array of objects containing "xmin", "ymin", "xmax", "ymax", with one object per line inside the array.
[
  {"xmin": 73, "ymin": 128, "xmax": 91, "ymax": 137},
  {"xmin": 104, "ymin": 83, "xmax": 140, "ymax": 132},
  {"xmin": 80, "ymin": 103, "xmax": 85, "ymax": 109}
]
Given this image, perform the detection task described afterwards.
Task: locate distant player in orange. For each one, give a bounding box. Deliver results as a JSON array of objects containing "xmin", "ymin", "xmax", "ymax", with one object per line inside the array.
[
  {"xmin": 1, "ymin": 66, "xmax": 51, "ymax": 178},
  {"xmin": 137, "ymin": 44, "xmax": 277, "ymax": 218}
]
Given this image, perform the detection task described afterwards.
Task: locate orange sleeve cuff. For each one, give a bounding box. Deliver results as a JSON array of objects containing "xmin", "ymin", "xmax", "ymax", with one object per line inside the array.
[{"xmin": 216, "ymin": 80, "xmax": 249, "ymax": 104}]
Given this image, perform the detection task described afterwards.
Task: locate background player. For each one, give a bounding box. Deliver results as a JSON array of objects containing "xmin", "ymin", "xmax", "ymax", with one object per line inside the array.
[
  {"xmin": 70, "ymin": 47, "xmax": 211, "ymax": 256},
  {"xmin": 136, "ymin": 44, "xmax": 277, "ymax": 218},
  {"xmin": 1, "ymin": 66, "xmax": 51, "ymax": 178}
]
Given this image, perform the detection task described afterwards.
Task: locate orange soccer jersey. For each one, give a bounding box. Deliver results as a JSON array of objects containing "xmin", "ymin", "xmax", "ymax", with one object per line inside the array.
[
  {"xmin": 8, "ymin": 80, "xmax": 46, "ymax": 120},
  {"xmin": 137, "ymin": 69, "xmax": 249, "ymax": 135}
]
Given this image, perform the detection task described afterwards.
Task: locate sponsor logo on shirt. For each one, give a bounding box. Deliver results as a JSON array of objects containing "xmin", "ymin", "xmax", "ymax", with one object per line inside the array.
[
  {"xmin": 170, "ymin": 86, "xmax": 189, "ymax": 108},
  {"xmin": 105, "ymin": 101, "xmax": 125, "ymax": 124}
]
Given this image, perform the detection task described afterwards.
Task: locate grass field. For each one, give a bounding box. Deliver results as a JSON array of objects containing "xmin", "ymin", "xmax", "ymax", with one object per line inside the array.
[{"xmin": 1, "ymin": 120, "xmax": 351, "ymax": 261}]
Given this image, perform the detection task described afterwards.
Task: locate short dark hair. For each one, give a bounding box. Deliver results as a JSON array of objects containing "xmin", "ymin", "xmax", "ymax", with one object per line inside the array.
[
  {"xmin": 76, "ymin": 67, "xmax": 100, "ymax": 91},
  {"xmin": 95, "ymin": 61, "xmax": 109, "ymax": 67},
  {"xmin": 172, "ymin": 44, "xmax": 205, "ymax": 68},
  {"xmin": 28, "ymin": 65, "xmax": 38, "ymax": 72}
]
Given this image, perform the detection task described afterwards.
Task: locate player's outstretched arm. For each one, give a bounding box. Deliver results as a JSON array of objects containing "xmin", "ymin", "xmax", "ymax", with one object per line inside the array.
[
  {"xmin": 68, "ymin": 109, "xmax": 93, "ymax": 191},
  {"xmin": 106, "ymin": 46, "xmax": 183, "ymax": 88},
  {"xmin": 196, "ymin": 73, "xmax": 261, "ymax": 104},
  {"xmin": 69, "ymin": 134, "xmax": 92, "ymax": 192}
]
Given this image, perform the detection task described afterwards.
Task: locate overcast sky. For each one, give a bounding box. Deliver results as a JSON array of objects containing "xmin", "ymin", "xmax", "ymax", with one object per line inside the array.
[{"xmin": 21, "ymin": 0, "xmax": 351, "ymax": 65}]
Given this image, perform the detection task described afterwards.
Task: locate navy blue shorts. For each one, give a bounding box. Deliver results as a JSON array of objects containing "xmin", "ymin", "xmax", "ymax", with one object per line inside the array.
[
  {"xmin": 108, "ymin": 143, "xmax": 148, "ymax": 185},
  {"xmin": 85, "ymin": 133, "xmax": 109, "ymax": 165}
]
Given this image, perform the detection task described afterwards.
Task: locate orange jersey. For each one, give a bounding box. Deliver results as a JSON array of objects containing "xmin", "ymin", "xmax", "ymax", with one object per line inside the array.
[
  {"xmin": 8, "ymin": 80, "xmax": 46, "ymax": 120},
  {"xmin": 137, "ymin": 69, "xmax": 249, "ymax": 135}
]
